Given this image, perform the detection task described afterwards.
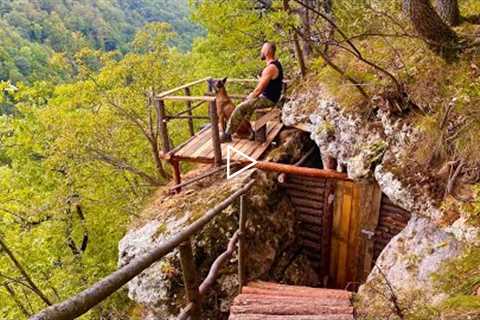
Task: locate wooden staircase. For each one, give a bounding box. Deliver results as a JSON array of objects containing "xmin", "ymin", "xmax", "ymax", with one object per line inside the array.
[{"xmin": 229, "ymin": 281, "xmax": 354, "ymax": 320}]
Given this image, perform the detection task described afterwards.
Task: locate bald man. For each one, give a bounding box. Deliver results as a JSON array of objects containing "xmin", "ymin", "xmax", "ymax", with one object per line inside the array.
[{"xmin": 220, "ymin": 42, "xmax": 284, "ymax": 142}]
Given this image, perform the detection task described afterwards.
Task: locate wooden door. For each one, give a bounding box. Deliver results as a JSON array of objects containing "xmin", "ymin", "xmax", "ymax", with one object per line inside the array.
[{"xmin": 329, "ymin": 181, "xmax": 382, "ymax": 290}]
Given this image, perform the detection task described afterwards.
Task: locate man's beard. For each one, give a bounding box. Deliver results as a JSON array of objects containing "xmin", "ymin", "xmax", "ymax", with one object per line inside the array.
[{"xmin": 261, "ymin": 54, "xmax": 266, "ymax": 61}]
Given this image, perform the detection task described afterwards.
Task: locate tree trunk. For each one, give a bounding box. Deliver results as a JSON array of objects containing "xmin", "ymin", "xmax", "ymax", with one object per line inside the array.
[
  {"xmin": 402, "ymin": 0, "xmax": 410, "ymax": 15},
  {"xmin": 283, "ymin": 0, "xmax": 308, "ymax": 77},
  {"xmin": 4, "ymin": 284, "xmax": 32, "ymax": 317},
  {"xmin": 408, "ymin": 0, "xmax": 459, "ymax": 59},
  {"xmin": 300, "ymin": 0, "xmax": 314, "ymax": 57},
  {"xmin": 436, "ymin": 0, "xmax": 460, "ymax": 26},
  {"xmin": 322, "ymin": 0, "xmax": 334, "ymax": 53},
  {"xmin": 0, "ymin": 237, "xmax": 52, "ymax": 306},
  {"xmin": 293, "ymin": 31, "xmax": 308, "ymax": 78}
]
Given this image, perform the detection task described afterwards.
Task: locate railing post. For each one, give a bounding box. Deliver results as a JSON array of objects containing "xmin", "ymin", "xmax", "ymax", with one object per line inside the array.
[
  {"xmin": 179, "ymin": 239, "xmax": 201, "ymax": 320},
  {"xmin": 184, "ymin": 87, "xmax": 195, "ymax": 137},
  {"xmin": 156, "ymin": 99, "xmax": 170, "ymax": 153},
  {"xmin": 238, "ymin": 195, "xmax": 246, "ymax": 292},
  {"xmin": 209, "ymin": 98, "xmax": 222, "ymax": 167},
  {"xmin": 171, "ymin": 159, "xmax": 182, "ymax": 194}
]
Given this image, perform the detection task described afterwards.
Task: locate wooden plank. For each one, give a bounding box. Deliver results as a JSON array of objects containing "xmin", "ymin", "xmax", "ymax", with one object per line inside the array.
[
  {"xmin": 336, "ymin": 182, "xmax": 353, "ymax": 289},
  {"xmin": 176, "ymin": 125, "xmax": 212, "ymax": 158},
  {"xmin": 232, "ymin": 137, "xmax": 250, "ymax": 154},
  {"xmin": 289, "ymin": 175, "xmax": 327, "ymax": 188},
  {"xmin": 254, "ymin": 109, "xmax": 281, "ymax": 131},
  {"xmin": 171, "ymin": 124, "xmax": 211, "ymax": 156},
  {"xmin": 290, "ymin": 198, "xmax": 324, "ymax": 210},
  {"xmin": 298, "ymin": 214, "xmax": 323, "ymax": 226},
  {"xmin": 320, "ymin": 180, "xmax": 335, "ymax": 282},
  {"xmin": 282, "ymin": 183, "xmax": 326, "ymax": 195},
  {"xmin": 246, "ymin": 121, "xmax": 278, "ymax": 157},
  {"xmin": 191, "ymin": 126, "xmax": 219, "ymax": 158},
  {"xmin": 217, "ymin": 137, "xmax": 250, "ymax": 161},
  {"xmin": 287, "ymin": 189, "xmax": 324, "ymax": 202},
  {"xmin": 250, "ymin": 122, "xmax": 284, "ymax": 159},
  {"xmin": 346, "ymin": 183, "xmax": 361, "ymax": 285},
  {"xmin": 356, "ymin": 183, "xmax": 382, "ymax": 283},
  {"xmin": 179, "ymin": 133, "xmax": 210, "ymax": 159},
  {"xmin": 299, "ymin": 229, "xmax": 322, "ymax": 241},
  {"xmin": 304, "ymin": 250, "xmax": 322, "ymax": 260},
  {"xmin": 161, "ymin": 95, "xmax": 215, "ymax": 102},
  {"xmin": 244, "ymin": 140, "xmax": 261, "ymax": 158},
  {"xmin": 157, "ymin": 77, "xmax": 211, "ymax": 99},
  {"xmin": 300, "ymin": 223, "xmax": 323, "ymax": 234},
  {"xmin": 175, "ymin": 126, "xmax": 211, "ymax": 157},
  {"xmin": 329, "ymin": 182, "xmax": 342, "ymax": 288},
  {"xmin": 301, "ymin": 239, "xmax": 322, "ymax": 251},
  {"xmin": 295, "ymin": 205, "xmax": 323, "ymax": 217}
]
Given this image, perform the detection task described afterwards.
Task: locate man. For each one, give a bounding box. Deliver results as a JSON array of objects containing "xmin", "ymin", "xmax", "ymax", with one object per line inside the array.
[{"xmin": 220, "ymin": 41, "xmax": 284, "ymax": 142}]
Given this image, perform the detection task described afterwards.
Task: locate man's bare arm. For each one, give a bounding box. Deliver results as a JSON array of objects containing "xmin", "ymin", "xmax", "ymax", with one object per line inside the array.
[{"xmin": 248, "ymin": 65, "xmax": 278, "ymax": 99}]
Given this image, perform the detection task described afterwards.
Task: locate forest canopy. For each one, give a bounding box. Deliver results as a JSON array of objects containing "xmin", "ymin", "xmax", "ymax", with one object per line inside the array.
[
  {"xmin": 1, "ymin": 0, "xmax": 480, "ymax": 319},
  {"xmin": 0, "ymin": 0, "xmax": 202, "ymax": 83}
]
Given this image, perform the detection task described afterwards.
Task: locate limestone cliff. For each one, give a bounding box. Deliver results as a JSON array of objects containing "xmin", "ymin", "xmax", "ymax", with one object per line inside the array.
[
  {"xmin": 282, "ymin": 86, "xmax": 479, "ymax": 318},
  {"xmin": 118, "ymin": 131, "xmax": 318, "ymax": 319}
]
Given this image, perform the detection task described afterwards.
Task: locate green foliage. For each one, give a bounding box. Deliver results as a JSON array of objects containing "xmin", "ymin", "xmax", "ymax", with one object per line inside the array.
[
  {"xmin": 430, "ymin": 247, "xmax": 480, "ymax": 319},
  {"xmin": 5, "ymin": 0, "xmax": 480, "ymax": 319},
  {"xmin": 0, "ymin": 0, "xmax": 201, "ymax": 84},
  {"xmin": 0, "ymin": 22, "xmax": 197, "ymax": 319},
  {"xmin": 190, "ymin": 0, "xmax": 295, "ymax": 78},
  {"xmin": 0, "ymin": 0, "xmax": 295, "ymax": 317}
]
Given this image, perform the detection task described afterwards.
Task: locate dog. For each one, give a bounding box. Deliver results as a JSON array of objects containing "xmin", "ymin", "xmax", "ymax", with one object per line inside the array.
[{"xmin": 208, "ymin": 77, "xmax": 253, "ymax": 139}]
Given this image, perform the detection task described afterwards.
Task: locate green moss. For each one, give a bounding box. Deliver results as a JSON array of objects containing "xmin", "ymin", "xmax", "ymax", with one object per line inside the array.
[{"xmin": 429, "ymin": 246, "xmax": 480, "ymax": 318}]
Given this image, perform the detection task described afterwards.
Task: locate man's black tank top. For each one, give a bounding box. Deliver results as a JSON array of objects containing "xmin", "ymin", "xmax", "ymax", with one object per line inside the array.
[{"xmin": 261, "ymin": 60, "xmax": 283, "ymax": 103}]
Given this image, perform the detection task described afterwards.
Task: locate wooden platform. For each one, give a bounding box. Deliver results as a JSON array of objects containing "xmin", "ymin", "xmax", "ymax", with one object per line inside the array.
[
  {"xmin": 229, "ymin": 281, "xmax": 353, "ymax": 320},
  {"xmin": 171, "ymin": 121, "xmax": 284, "ymax": 163}
]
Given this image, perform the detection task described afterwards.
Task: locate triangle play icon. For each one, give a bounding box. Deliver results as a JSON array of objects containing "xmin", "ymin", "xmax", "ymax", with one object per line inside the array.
[{"xmin": 227, "ymin": 145, "xmax": 258, "ymax": 180}]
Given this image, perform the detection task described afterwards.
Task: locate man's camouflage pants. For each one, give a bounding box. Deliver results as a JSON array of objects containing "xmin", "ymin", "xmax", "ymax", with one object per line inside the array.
[{"xmin": 225, "ymin": 96, "xmax": 275, "ymax": 135}]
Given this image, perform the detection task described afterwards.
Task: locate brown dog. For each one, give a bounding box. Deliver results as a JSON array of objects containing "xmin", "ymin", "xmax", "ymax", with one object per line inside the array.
[{"xmin": 208, "ymin": 78, "xmax": 253, "ymax": 138}]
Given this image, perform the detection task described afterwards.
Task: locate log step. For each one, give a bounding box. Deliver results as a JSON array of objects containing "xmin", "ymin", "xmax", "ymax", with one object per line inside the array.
[
  {"xmin": 243, "ymin": 282, "xmax": 352, "ymax": 300},
  {"xmin": 230, "ymin": 282, "xmax": 353, "ymax": 319},
  {"xmin": 230, "ymin": 304, "xmax": 354, "ymax": 316},
  {"xmin": 234, "ymin": 294, "xmax": 351, "ymax": 307},
  {"xmin": 229, "ymin": 314, "xmax": 354, "ymax": 320}
]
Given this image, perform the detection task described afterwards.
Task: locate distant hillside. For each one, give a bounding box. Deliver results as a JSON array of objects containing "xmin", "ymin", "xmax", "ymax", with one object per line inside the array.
[{"xmin": 0, "ymin": 0, "xmax": 201, "ymax": 83}]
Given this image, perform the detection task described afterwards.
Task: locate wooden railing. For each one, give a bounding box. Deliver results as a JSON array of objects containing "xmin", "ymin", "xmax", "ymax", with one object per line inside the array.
[
  {"xmin": 30, "ymin": 180, "xmax": 255, "ymax": 320},
  {"xmin": 153, "ymin": 77, "xmax": 256, "ymax": 190}
]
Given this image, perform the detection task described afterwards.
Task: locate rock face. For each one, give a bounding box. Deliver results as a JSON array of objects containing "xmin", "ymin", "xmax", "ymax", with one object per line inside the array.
[
  {"xmin": 282, "ymin": 87, "xmax": 478, "ymax": 318},
  {"xmin": 118, "ymin": 131, "xmax": 318, "ymax": 319}
]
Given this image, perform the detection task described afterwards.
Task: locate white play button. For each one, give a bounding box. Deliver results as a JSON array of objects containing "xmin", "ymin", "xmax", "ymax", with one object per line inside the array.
[{"xmin": 227, "ymin": 145, "xmax": 258, "ymax": 180}]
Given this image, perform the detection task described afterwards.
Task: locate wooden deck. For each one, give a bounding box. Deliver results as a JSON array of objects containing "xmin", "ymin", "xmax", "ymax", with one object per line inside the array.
[{"xmin": 171, "ymin": 120, "xmax": 284, "ymax": 163}]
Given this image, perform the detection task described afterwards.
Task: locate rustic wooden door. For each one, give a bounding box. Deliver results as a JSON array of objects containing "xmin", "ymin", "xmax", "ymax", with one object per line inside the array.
[{"xmin": 329, "ymin": 181, "xmax": 382, "ymax": 290}]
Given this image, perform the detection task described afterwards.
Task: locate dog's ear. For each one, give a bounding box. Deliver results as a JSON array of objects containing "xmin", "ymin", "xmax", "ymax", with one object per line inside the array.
[{"xmin": 222, "ymin": 77, "xmax": 228, "ymax": 84}]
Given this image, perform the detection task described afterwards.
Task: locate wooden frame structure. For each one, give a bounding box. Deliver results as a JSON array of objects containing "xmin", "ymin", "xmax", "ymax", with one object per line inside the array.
[{"xmin": 153, "ymin": 77, "xmax": 289, "ymax": 193}]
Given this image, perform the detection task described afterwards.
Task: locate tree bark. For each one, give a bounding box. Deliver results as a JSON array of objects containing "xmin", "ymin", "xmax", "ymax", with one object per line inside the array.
[
  {"xmin": 4, "ymin": 283, "xmax": 32, "ymax": 316},
  {"xmin": 408, "ymin": 0, "xmax": 459, "ymax": 59},
  {"xmin": 0, "ymin": 238, "xmax": 52, "ymax": 306},
  {"xmin": 293, "ymin": 31, "xmax": 308, "ymax": 78},
  {"xmin": 300, "ymin": 0, "xmax": 314, "ymax": 57},
  {"xmin": 402, "ymin": 0, "xmax": 410, "ymax": 16},
  {"xmin": 436, "ymin": 0, "xmax": 460, "ymax": 26},
  {"xmin": 283, "ymin": 0, "xmax": 308, "ymax": 77}
]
